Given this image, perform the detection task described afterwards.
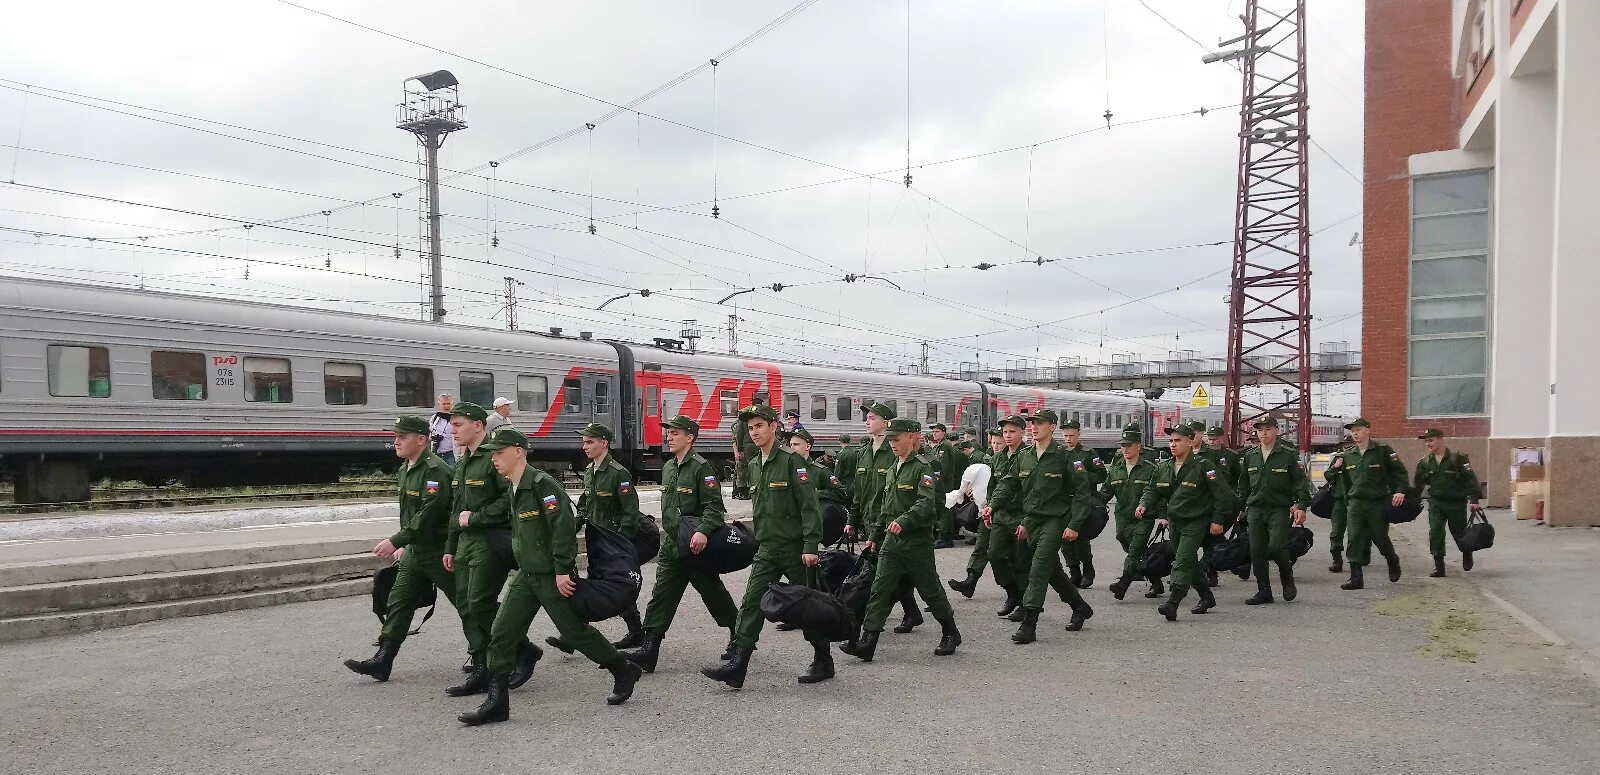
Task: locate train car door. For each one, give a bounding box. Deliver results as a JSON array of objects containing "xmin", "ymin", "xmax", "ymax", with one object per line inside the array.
[{"xmin": 636, "ymin": 370, "xmax": 664, "ymax": 448}]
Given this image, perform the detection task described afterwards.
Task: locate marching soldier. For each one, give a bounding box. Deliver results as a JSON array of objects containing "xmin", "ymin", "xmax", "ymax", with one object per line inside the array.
[
  {"xmin": 948, "ymin": 428, "xmax": 1004, "ymax": 597},
  {"xmin": 1200, "ymin": 424, "xmax": 1246, "ymax": 583},
  {"xmin": 1059, "ymin": 419, "xmax": 1106, "ymax": 588},
  {"xmin": 458, "ymin": 427, "xmax": 641, "ymax": 726},
  {"xmin": 834, "ymin": 433, "xmax": 858, "ymax": 498},
  {"xmin": 701, "ymin": 404, "xmax": 834, "ymax": 688},
  {"xmin": 1105, "ymin": 424, "xmax": 1160, "ymax": 601},
  {"xmin": 1137, "ymin": 424, "xmax": 1232, "ymax": 622},
  {"xmin": 979, "ymin": 416, "xmax": 1029, "ymax": 617},
  {"xmin": 730, "ymin": 396, "xmax": 764, "ymax": 500},
  {"xmin": 1328, "ymin": 434, "xmax": 1355, "ymax": 573},
  {"xmin": 1412, "ymin": 428, "xmax": 1483, "ymax": 577},
  {"xmin": 928, "ymin": 423, "xmax": 961, "ymax": 549},
  {"xmin": 440, "ymin": 402, "xmax": 537, "ymax": 698},
  {"xmin": 788, "ymin": 429, "xmax": 851, "ymax": 508},
  {"xmin": 1010, "ymin": 410, "xmax": 1095, "ymax": 643},
  {"xmin": 841, "ymin": 418, "xmax": 961, "ymax": 662},
  {"xmin": 624, "ymin": 415, "xmax": 739, "ymax": 673},
  {"xmin": 345, "ymin": 415, "xmax": 458, "ymax": 683},
  {"xmin": 1234, "ymin": 417, "xmax": 1311, "ymax": 605},
  {"xmin": 547, "ymin": 423, "xmax": 645, "ymax": 654},
  {"xmin": 851, "ymin": 402, "xmax": 924, "ymax": 634},
  {"xmin": 1327, "ymin": 418, "xmax": 1409, "ymax": 590}
]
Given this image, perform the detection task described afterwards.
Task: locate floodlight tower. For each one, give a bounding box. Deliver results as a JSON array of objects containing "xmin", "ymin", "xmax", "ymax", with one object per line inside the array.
[{"xmin": 397, "ymin": 70, "xmax": 467, "ymax": 322}]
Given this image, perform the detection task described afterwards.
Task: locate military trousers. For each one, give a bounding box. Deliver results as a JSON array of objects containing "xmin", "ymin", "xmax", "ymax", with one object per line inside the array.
[
  {"xmin": 965, "ymin": 523, "xmax": 991, "ymax": 573},
  {"xmin": 1246, "ymin": 505, "xmax": 1294, "ymax": 578},
  {"xmin": 1329, "ymin": 497, "xmax": 1348, "ymax": 562},
  {"xmin": 452, "ymin": 531, "xmax": 514, "ymax": 656},
  {"xmin": 732, "ymin": 542, "xmax": 828, "ymax": 651},
  {"xmin": 1015, "ymin": 516, "xmax": 1087, "ymax": 612},
  {"xmin": 640, "ymin": 538, "xmax": 739, "ymax": 636},
  {"xmin": 1167, "ymin": 517, "xmax": 1213, "ymax": 601},
  {"xmin": 985, "ymin": 518, "xmax": 1024, "ymax": 588},
  {"xmin": 1427, "ymin": 499, "xmax": 1469, "ymax": 559},
  {"xmin": 1344, "ymin": 498, "xmax": 1399, "ymax": 567},
  {"xmin": 1114, "ymin": 513, "xmax": 1156, "ymax": 579},
  {"xmin": 1061, "ymin": 532, "xmax": 1093, "ymax": 569},
  {"xmin": 380, "ymin": 547, "xmax": 459, "ymax": 645},
  {"xmin": 487, "ymin": 572, "xmax": 619, "ymax": 676},
  {"xmin": 862, "ymin": 534, "xmax": 954, "ymax": 633}
]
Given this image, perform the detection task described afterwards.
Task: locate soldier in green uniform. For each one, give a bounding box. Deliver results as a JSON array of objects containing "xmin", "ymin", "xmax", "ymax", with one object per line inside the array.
[
  {"xmin": 788, "ymin": 429, "xmax": 851, "ymax": 508},
  {"xmin": 980, "ymin": 417, "xmax": 1029, "ymax": 616},
  {"xmin": 547, "ymin": 423, "xmax": 645, "ymax": 654},
  {"xmin": 1058, "ymin": 420, "xmax": 1106, "ymax": 588},
  {"xmin": 730, "ymin": 396, "xmax": 764, "ymax": 500},
  {"xmin": 1413, "ymin": 428, "xmax": 1483, "ymax": 577},
  {"xmin": 1328, "ymin": 435, "xmax": 1354, "ymax": 573},
  {"xmin": 850, "ymin": 402, "xmax": 923, "ymax": 633},
  {"xmin": 1137, "ymin": 425, "xmax": 1232, "ymax": 621},
  {"xmin": 1009, "ymin": 410, "xmax": 1096, "ymax": 643},
  {"xmin": 927, "ymin": 423, "xmax": 962, "ymax": 549},
  {"xmin": 701, "ymin": 404, "xmax": 834, "ymax": 688},
  {"xmin": 948, "ymin": 429, "xmax": 1004, "ymax": 597},
  {"xmin": 1326, "ymin": 417, "xmax": 1410, "ymax": 590},
  {"xmin": 624, "ymin": 415, "xmax": 739, "ymax": 672},
  {"xmin": 345, "ymin": 415, "xmax": 459, "ymax": 683},
  {"xmin": 834, "ymin": 434, "xmax": 858, "ymax": 498},
  {"xmin": 1234, "ymin": 416, "xmax": 1311, "ymax": 605},
  {"xmin": 1105, "ymin": 424, "xmax": 1160, "ymax": 601},
  {"xmin": 841, "ymin": 418, "xmax": 961, "ymax": 662},
  {"xmin": 1200, "ymin": 424, "xmax": 1247, "ymax": 584},
  {"xmin": 440, "ymin": 402, "xmax": 536, "ymax": 698},
  {"xmin": 457, "ymin": 427, "xmax": 641, "ymax": 726}
]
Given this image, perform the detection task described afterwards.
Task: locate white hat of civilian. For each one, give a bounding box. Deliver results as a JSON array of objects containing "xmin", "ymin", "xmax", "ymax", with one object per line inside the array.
[{"xmin": 492, "ymin": 397, "xmax": 512, "ymax": 408}]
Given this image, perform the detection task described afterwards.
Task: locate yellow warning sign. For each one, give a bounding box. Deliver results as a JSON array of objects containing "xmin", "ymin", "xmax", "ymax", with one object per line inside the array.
[{"xmin": 1189, "ymin": 382, "xmax": 1212, "ymax": 408}]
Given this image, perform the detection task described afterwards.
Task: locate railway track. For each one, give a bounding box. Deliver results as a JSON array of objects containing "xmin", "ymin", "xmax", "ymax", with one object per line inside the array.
[{"xmin": 0, "ymin": 483, "xmax": 394, "ymax": 516}]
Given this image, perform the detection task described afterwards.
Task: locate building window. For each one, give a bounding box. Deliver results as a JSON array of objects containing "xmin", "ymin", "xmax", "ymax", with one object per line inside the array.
[
  {"xmin": 324, "ymin": 362, "xmax": 366, "ymax": 405},
  {"xmin": 244, "ymin": 357, "xmax": 293, "ymax": 403},
  {"xmin": 811, "ymin": 394, "xmax": 828, "ymax": 420},
  {"xmin": 457, "ymin": 371, "xmax": 493, "ymax": 407},
  {"xmin": 151, "ymin": 351, "xmax": 207, "ymax": 400},
  {"xmin": 517, "ymin": 375, "xmax": 548, "ymax": 412},
  {"xmin": 836, "ymin": 396, "xmax": 852, "ymax": 420},
  {"xmin": 395, "ymin": 367, "xmax": 433, "ymax": 408},
  {"xmin": 1410, "ymin": 170, "xmax": 1491, "ymax": 416},
  {"xmin": 48, "ymin": 344, "xmax": 110, "ymax": 398},
  {"xmin": 563, "ymin": 378, "xmax": 583, "ymax": 414}
]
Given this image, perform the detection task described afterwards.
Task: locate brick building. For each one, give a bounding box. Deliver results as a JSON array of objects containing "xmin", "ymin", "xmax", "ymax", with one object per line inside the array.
[{"xmin": 1363, "ymin": 0, "xmax": 1598, "ymax": 525}]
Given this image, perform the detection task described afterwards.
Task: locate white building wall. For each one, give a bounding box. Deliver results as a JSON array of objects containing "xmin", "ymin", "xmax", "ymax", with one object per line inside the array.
[{"xmin": 1548, "ymin": 0, "xmax": 1600, "ymax": 436}]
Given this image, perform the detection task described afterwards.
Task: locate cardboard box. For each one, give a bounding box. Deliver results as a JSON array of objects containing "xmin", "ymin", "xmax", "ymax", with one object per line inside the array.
[
  {"xmin": 1513, "ymin": 447, "xmax": 1544, "ymax": 466},
  {"xmin": 1513, "ymin": 493, "xmax": 1542, "ymax": 520},
  {"xmin": 1511, "ymin": 463, "xmax": 1546, "ymax": 482},
  {"xmin": 1514, "ymin": 480, "xmax": 1546, "ymax": 497}
]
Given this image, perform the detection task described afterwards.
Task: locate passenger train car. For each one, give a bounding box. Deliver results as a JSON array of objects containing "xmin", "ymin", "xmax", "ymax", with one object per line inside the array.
[{"xmin": 0, "ymin": 278, "xmax": 1347, "ymax": 503}]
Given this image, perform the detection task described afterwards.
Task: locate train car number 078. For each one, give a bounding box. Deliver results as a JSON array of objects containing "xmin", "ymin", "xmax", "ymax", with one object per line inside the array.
[{"xmin": 212, "ymin": 354, "xmax": 238, "ymax": 387}]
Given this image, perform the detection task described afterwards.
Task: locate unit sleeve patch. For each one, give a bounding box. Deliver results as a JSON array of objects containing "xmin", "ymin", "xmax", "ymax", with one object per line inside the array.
[
  {"xmin": 796, "ymin": 467, "xmax": 809, "ymax": 483},
  {"xmin": 920, "ymin": 473, "xmax": 935, "ymax": 488},
  {"xmin": 619, "ymin": 481, "xmax": 632, "ymax": 494},
  {"xmin": 1072, "ymin": 460, "xmax": 1086, "ymax": 472},
  {"xmin": 425, "ymin": 481, "xmax": 440, "ymax": 494},
  {"xmin": 1205, "ymin": 468, "xmax": 1217, "ymax": 480},
  {"xmin": 542, "ymin": 494, "xmax": 559, "ymax": 512},
  {"xmin": 703, "ymin": 475, "xmax": 719, "ymax": 489}
]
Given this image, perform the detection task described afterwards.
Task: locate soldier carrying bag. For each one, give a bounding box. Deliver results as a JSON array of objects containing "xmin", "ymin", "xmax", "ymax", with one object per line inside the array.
[
  {"xmin": 760, "ymin": 566, "xmax": 856, "ymax": 643},
  {"xmin": 371, "ymin": 563, "xmax": 435, "ymax": 636},
  {"xmin": 1140, "ymin": 525, "xmax": 1175, "ymax": 579},
  {"xmin": 1385, "ymin": 493, "xmax": 1424, "ymax": 524},
  {"xmin": 1286, "ymin": 524, "xmax": 1315, "ymax": 559},
  {"xmin": 1457, "ymin": 506, "xmax": 1495, "ymax": 552},
  {"xmin": 675, "ymin": 514, "xmax": 758, "ymax": 574},
  {"xmin": 572, "ymin": 523, "xmax": 644, "ymax": 623},
  {"xmin": 1209, "ymin": 522, "xmax": 1251, "ymax": 573},
  {"xmin": 633, "ymin": 514, "xmax": 662, "ymax": 565},
  {"xmin": 1078, "ymin": 498, "xmax": 1111, "ymax": 541},
  {"xmin": 1309, "ymin": 484, "xmax": 1334, "ymax": 519}
]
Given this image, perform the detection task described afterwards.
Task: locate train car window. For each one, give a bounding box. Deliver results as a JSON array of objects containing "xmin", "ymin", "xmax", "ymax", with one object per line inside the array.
[
  {"xmin": 595, "ymin": 379, "xmax": 612, "ymax": 414},
  {"xmin": 324, "ymin": 362, "xmax": 366, "ymax": 405},
  {"xmin": 946, "ymin": 403, "xmax": 956, "ymax": 424},
  {"xmin": 721, "ymin": 390, "xmax": 739, "ymax": 417},
  {"xmin": 754, "ymin": 390, "xmax": 769, "ymax": 406},
  {"xmin": 836, "ymin": 396, "xmax": 852, "ymax": 420},
  {"xmin": 885, "ymin": 399, "xmax": 898, "ymax": 415},
  {"xmin": 47, "ymin": 345, "xmax": 111, "ymax": 398},
  {"xmin": 516, "ymin": 375, "xmax": 548, "ymax": 412},
  {"xmin": 1071, "ymin": 410, "xmax": 1081, "ymax": 424},
  {"xmin": 811, "ymin": 394, "xmax": 827, "ymax": 420},
  {"xmin": 394, "ymin": 367, "xmax": 434, "ymax": 408},
  {"xmin": 907, "ymin": 401, "xmax": 919, "ymax": 424},
  {"xmin": 926, "ymin": 402, "xmax": 937, "ymax": 424},
  {"xmin": 151, "ymin": 351, "xmax": 207, "ymax": 400},
  {"xmin": 459, "ymin": 371, "xmax": 494, "ymax": 407},
  {"xmin": 783, "ymin": 392, "xmax": 799, "ymax": 416},
  {"xmin": 243, "ymin": 357, "xmax": 293, "ymax": 403},
  {"xmin": 563, "ymin": 378, "xmax": 583, "ymax": 414}
]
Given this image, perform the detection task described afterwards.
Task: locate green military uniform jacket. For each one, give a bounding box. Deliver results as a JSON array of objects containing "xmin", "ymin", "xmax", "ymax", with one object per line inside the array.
[
  {"xmin": 874, "ymin": 453, "xmax": 940, "ymax": 545},
  {"xmin": 929, "ymin": 440, "xmax": 961, "ymax": 497},
  {"xmin": 1237, "ymin": 442, "xmax": 1311, "ymax": 509},
  {"xmin": 1103, "ymin": 455, "xmax": 1156, "ymax": 521},
  {"xmin": 507, "ymin": 466, "xmax": 580, "ymax": 575},
  {"xmin": 1199, "ymin": 446, "xmax": 1243, "ymax": 493},
  {"xmin": 731, "ymin": 416, "xmax": 754, "ymax": 458},
  {"xmin": 807, "ymin": 457, "xmax": 851, "ymax": 506},
  {"xmin": 1016, "ymin": 440, "xmax": 1092, "ymax": 527},
  {"xmin": 660, "ymin": 450, "xmax": 727, "ymax": 538},
  {"xmin": 1413, "ymin": 449, "xmax": 1482, "ymax": 503},
  {"xmin": 1064, "ymin": 443, "xmax": 1108, "ymax": 523},
  {"xmin": 578, "ymin": 454, "xmax": 640, "ymax": 535},
  {"xmin": 1138, "ymin": 454, "xmax": 1234, "ymax": 527},
  {"xmin": 445, "ymin": 444, "xmax": 511, "ymax": 555},
  {"xmin": 963, "ymin": 445, "xmax": 989, "ymax": 466},
  {"xmin": 851, "ymin": 437, "xmax": 896, "ymax": 536},
  {"xmin": 749, "ymin": 445, "xmax": 824, "ymax": 553},
  {"xmin": 391, "ymin": 452, "xmax": 455, "ymax": 550},
  {"xmin": 834, "ymin": 445, "xmax": 860, "ymax": 496},
  {"xmin": 986, "ymin": 447, "xmax": 1023, "ymax": 526},
  {"xmin": 1327, "ymin": 443, "xmax": 1409, "ymax": 502}
]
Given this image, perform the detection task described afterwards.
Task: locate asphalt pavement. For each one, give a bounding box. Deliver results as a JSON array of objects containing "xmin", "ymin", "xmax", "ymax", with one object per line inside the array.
[{"xmin": 2, "ymin": 509, "xmax": 1597, "ymax": 775}]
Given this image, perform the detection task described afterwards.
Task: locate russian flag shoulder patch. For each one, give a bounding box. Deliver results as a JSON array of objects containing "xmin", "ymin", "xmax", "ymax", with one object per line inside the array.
[{"xmin": 542, "ymin": 494, "xmax": 559, "ymax": 511}]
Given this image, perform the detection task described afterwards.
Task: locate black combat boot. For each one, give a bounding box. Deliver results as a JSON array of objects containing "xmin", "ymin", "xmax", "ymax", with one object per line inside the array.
[
  {"xmin": 1385, "ymin": 553, "xmax": 1403, "ymax": 583},
  {"xmin": 1108, "ymin": 574, "xmax": 1134, "ymax": 601},
  {"xmin": 1144, "ymin": 575, "xmax": 1166, "ymax": 599},
  {"xmin": 1340, "ymin": 563, "xmax": 1365, "ymax": 590},
  {"xmin": 1329, "ymin": 554, "xmax": 1344, "ymax": 573},
  {"xmin": 1005, "ymin": 603, "xmax": 1028, "ymax": 622},
  {"xmin": 446, "ymin": 654, "xmax": 490, "ymax": 696},
  {"xmin": 344, "ymin": 639, "xmax": 400, "ymax": 682},
  {"xmin": 457, "ymin": 675, "xmax": 509, "ymax": 726},
  {"xmin": 799, "ymin": 641, "xmax": 835, "ymax": 683},
  {"xmin": 1205, "ymin": 566, "xmax": 1220, "ymax": 588},
  {"xmin": 1233, "ymin": 565, "xmax": 1251, "ymax": 580},
  {"xmin": 934, "ymin": 617, "xmax": 962, "ymax": 656},
  {"xmin": 544, "ymin": 635, "xmax": 575, "ymax": 655},
  {"xmin": 1064, "ymin": 600, "xmax": 1093, "ymax": 632},
  {"xmin": 840, "ymin": 630, "xmax": 880, "ymax": 662},
  {"xmin": 623, "ymin": 632, "xmax": 663, "ymax": 673},
  {"xmin": 1010, "ymin": 610, "xmax": 1039, "ymax": 644},
  {"xmin": 700, "ymin": 646, "xmax": 751, "ymax": 689},
  {"xmin": 1462, "ymin": 551, "xmax": 1474, "ymax": 571},
  {"xmin": 612, "ymin": 614, "xmax": 646, "ymax": 650},
  {"xmin": 1077, "ymin": 558, "xmax": 1095, "ymax": 589},
  {"xmin": 893, "ymin": 600, "xmax": 924, "ymax": 634},
  {"xmin": 1430, "ymin": 556, "xmax": 1446, "ymax": 578},
  {"xmin": 1158, "ymin": 593, "xmax": 1181, "ymax": 622},
  {"xmin": 605, "ymin": 658, "xmax": 642, "ymax": 705},
  {"xmin": 731, "ymin": 486, "xmax": 750, "ymax": 500},
  {"xmin": 1279, "ymin": 563, "xmax": 1298, "ymax": 602},
  {"xmin": 460, "ymin": 653, "xmax": 475, "ymax": 673},
  {"xmin": 996, "ymin": 584, "xmax": 1023, "ymax": 617},
  {"xmin": 1192, "ymin": 581, "xmax": 1216, "ymax": 615},
  {"xmin": 948, "ymin": 569, "xmax": 981, "ymax": 598},
  {"xmin": 718, "ymin": 629, "xmax": 737, "ymax": 661},
  {"xmin": 1245, "ymin": 575, "xmax": 1274, "ymax": 605},
  {"xmin": 507, "ymin": 640, "xmax": 544, "ymax": 690}
]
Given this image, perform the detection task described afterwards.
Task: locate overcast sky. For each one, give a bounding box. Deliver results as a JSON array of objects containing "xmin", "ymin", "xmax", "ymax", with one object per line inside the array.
[{"xmin": 0, "ymin": 0, "xmax": 1365, "ymax": 413}]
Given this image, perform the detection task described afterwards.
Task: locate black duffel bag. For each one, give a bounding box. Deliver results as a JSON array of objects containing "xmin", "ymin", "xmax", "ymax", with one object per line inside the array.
[
  {"xmin": 835, "ymin": 553, "xmax": 876, "ymax": 620},
  {"xmin": 821, "ymin": 501, "xmax": 850, "ymax": 547},
  {"xmin": 953, "ymin": 500, "xmax": 981, "ymax": 532},
  {"xmin": 485, "ymin": 526, "xmax": 518, "ymax": 570},
  {"xmin": 633, "ymin": 514, "xmax": 662, "ymax": 564},
  {"xmin": 676, "ymin": 515, "xmax": 758, "ymax": 574},
  {"xmin": 1078, "ymin": 499, "xmax": 1111, "ymax": 541},
  {"xmin": 1457, "ymin": 506, "xmax": 1495, "ymax": 552},
  {"xmin": 1209, "ymin": 522, "xmax": 1252, "ymax": 572},
  {"xmin": 371, "ymin": 563, "xmax": 437, "ymax": 633},
  {"xmin": 1309, "ymin": 484, "xmax": 1335, "ymax": 519},
  {"xmin": 818, "ymin": 544, "xmax": 857, "ymax": 592},
  {"xmin": 761, "ymin": 572, "xmax": 856, "ymax": 642},
  {"xmin": 1385, "ymin": 493, "xmax": 1424, "ymax": 524},
  {"xmin": 1140, "ymin": 525, "xmax": 1175, "ymax": 579},
  {"xmin": 572, "ymin": 524, "xmax": 644, "ymax": 622},
  {"xmin": 1286, "ymin": 524, "xmax": 1315, "ymax": 559}
]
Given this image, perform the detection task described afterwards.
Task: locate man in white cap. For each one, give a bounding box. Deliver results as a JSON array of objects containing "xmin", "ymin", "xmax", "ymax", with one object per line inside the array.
[{"xmin": 486, "ymin": 397, "xmax": 514, "ymax": 432}]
